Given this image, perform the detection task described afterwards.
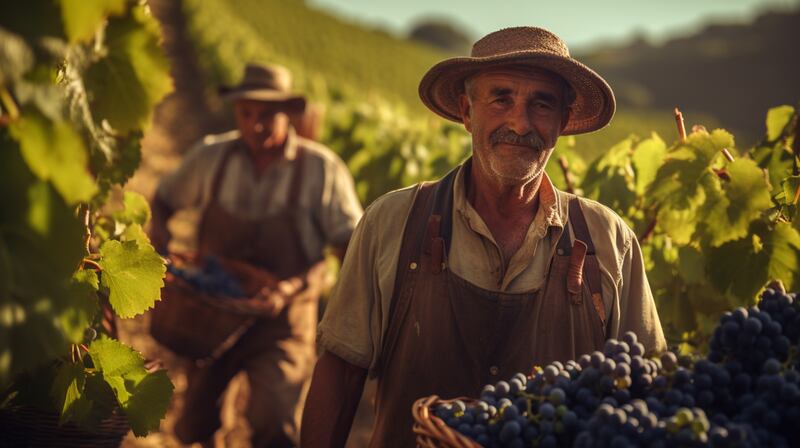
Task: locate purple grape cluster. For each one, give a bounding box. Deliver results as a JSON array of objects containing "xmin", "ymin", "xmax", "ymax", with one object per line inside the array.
[
  {"xmin": 168, "ymin": 256, "xmax": 246, "ymax": 298},
  {"xmin": 431, "ymin": 288, "xmax": 800, "ymax": 447}
]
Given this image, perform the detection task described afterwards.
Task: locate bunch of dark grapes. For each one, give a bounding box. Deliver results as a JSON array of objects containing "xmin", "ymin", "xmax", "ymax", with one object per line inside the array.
[
  {"xmin": 430, "ymin": 287, "xmax": 800, "ymax": 447},
  {"xmin": 168, "ymin": 256, "xmax": 246, "ymax": 298}
]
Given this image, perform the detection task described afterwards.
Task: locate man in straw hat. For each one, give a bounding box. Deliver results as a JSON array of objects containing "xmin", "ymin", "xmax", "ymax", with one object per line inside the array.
[
  {"xmin": 149, "ymin": 63, "xmax": 362, "ymax": 447},
  {"xmin": 301, "ymin": 27, "xmax": 666, "ymax": 446}
]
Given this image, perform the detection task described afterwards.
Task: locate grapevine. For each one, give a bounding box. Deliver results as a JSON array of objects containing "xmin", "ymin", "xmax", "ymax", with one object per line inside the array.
[{"xmin": 1, "ymin": 0, "xmax": 173, "ymax": 437}]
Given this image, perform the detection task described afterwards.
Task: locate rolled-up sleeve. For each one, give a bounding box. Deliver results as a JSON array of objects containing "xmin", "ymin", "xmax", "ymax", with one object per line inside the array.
[
  {"xmin": 617, "ymin": 230, "xmax": 667, "ymax": 354},
  {"xmin": 317, "ymin": 204, "xmax": 378, "ymax": 369}
]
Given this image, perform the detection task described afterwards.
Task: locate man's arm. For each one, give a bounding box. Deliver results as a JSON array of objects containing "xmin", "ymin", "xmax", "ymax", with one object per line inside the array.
[
  {"xmin": 149, "ymin": 194, "xmax": 175, "ymax": 255},
  {"xmin": 301, "ymin": 351, "xmax": 368, "ymax": 448}
]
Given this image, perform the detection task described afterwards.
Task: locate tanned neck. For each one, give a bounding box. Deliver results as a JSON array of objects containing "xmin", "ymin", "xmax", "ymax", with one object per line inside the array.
[
  {"xmin": 467, "ymin": 160, "xmax": 543, "ymax": 268},
  {"xmin": 247, "ymin": 140, "xmax": 286, "ymax": 177}
]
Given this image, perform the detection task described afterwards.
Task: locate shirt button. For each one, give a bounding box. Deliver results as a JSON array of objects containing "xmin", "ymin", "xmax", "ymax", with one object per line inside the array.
[
  {"xmin": 489, "ymin": 366, "xmax": 499, "ymax": 376},
  {"xmin": 409, "ymin": 262, "xmax": 418, "ymax": 270}
]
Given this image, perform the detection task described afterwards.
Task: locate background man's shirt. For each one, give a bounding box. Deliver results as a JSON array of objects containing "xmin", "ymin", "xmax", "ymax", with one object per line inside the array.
[{"xmin": 156, "ymin": 128, "xmax": 363, "ymax": 262}]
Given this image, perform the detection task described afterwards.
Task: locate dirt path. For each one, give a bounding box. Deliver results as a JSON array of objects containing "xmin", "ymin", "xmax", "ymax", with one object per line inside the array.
[{"xmin": 120, "ymin": 1, "xmax": 375, "ymax": 446}]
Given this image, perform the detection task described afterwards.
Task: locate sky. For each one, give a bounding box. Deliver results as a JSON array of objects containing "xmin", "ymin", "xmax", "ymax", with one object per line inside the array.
[{"xmin": 308, "ymin": 0, "xmax": 798, "ymax": 51}]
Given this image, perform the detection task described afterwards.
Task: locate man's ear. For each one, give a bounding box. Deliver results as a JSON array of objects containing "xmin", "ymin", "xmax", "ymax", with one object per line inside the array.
[
  {"xmin": 559, "ymin": 106, "xmax": 572, "ymax": 133},
  {"xmin": 458, "ymin": 94, "xmax": 472, "ymax": 133}
]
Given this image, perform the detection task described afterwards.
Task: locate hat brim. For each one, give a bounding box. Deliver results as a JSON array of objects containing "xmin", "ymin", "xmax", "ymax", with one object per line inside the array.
[
  {"xmin": 219, "ymin": 87, "xmax": 306, "ymax": 110},
  {"xmin": 418, "ymin": 52, "xmax": 615, "ymax": 135}
]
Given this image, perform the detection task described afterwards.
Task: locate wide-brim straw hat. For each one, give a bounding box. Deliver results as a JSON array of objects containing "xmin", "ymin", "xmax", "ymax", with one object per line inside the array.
[
  {"xmin": 219, "ymin": 63, "xmax": 306, "ymax": 110},
  {"xmin": 419, "ymin": 27, "xmax": 615, "ymax": 135}
]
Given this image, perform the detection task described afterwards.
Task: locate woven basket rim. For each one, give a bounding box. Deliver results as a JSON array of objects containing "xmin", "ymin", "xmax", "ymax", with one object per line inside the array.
[
  {"xmin": 412, "ymin": 395, "xmax": 482, "ymax": 448},
  {"xmin": 166, "ymin": 275, "xmax": 274, "ymax": 317}
]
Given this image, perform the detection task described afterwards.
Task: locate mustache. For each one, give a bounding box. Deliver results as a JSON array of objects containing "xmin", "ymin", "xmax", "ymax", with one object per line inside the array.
[{"xmin": 490, "ymin": 127, "xmax": 545, "ymax": 150}]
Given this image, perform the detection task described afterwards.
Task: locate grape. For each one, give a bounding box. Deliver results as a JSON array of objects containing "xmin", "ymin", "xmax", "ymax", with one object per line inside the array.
[{"xmin": 427, "ymin": 288, "xmax": 800, "ymax": 447}]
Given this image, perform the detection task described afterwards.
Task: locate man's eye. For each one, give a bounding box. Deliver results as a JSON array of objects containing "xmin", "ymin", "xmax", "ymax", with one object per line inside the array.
[{"xmin": 493, "ymin": 97, "xmax": 512, "ymax": 105}]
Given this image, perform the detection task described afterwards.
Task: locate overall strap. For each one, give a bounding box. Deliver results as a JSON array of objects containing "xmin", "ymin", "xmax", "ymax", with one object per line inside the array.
[
  {"xmin": 374, "ymin": 165, "xmax": 459, "ymax": 377},
  {"xmin": 285, "ymin": 146, "xmax": 313, "ymax": 268},
  {"xmin": 196, "ymin": 141, "xmax": 239, "ymax": 244},
  {"xmin": 287, "ymin": 146, "xmax": 306, "ymax": 207},
  {"xmin": 568, "ymin": 198, "xmax": 606, "ymax": 327},
  {"xmin": 207, "ymin": 141, "xmax": 239, "ymax": 204}
]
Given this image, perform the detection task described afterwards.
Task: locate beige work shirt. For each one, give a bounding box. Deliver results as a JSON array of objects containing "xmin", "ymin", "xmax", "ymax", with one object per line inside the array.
[
  {"xmin": 156, "ymin": 128, "xmax": 363, "ymax": 262},
  {"xmin": 318, "ymin": 162, "xmax": 666, "ymax": 372}
]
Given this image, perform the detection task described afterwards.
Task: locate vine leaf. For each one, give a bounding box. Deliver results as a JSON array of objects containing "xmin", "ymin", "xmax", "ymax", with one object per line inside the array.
[
  {"xmin": 113, "ymin": 191, "xmax": 151, "ymax": 227},
  {"xmin": 88, "ymin": 337, "xmax": 173, "ymax": 436},
  {"xmin": 84, "ymin": 6, "xmax": 172, "ymax": 134},
  {"xmin": 59, "ymin": 270, "xmax": 100, "ymax": 344},
  {"xmin": 50, "ymin": 361, "xmax": 92, "ymax": 425},
  {"xmin": 0, "ymin": 27, "xmax": 34, "ymax": 84},
  {"xmin": 631, "ymin": 133, "xmax": 667, "ymax": 195},
  {"xmin": 97, "ymin": 239, "xmax": 165, "ymax": 318},
  {"xmin": 702, "ymin": 158, "xmax": 772, "ymax": 247},
  {"xmin": 9, "ymin": 112, "xmax": 98, "ymax": 204},
  {"xmin": 708, "ymin": 222, "xmax": 800, "ymax": 299},
  {"xmin": 581, "ymin": 137, "xmax": 637, "ymax": 216},
  {"xmin": 781, "ymin": 175, "xmax": 800, "ymax": 206},
  {"xmin": 58, "ymin": 0, "xmax": 126, "ymax": 43},
  {"xmin": 765, "ymin": 105, "xmax": 795, "ymax": 142}
]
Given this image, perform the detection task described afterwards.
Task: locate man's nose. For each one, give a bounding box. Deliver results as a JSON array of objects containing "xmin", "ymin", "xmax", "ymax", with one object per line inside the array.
[
  {"xmin": 506, "ymin": 103, "xmax": 534, "ymax": 136},
  {"xmin": 253, "ymin": 123, "xmax": 265, "ymax": 133}
]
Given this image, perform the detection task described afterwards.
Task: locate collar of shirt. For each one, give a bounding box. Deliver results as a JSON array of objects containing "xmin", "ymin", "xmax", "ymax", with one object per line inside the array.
[{"xmin": 452, "ymin": 160, "xmax": 566, "ymax": 290}]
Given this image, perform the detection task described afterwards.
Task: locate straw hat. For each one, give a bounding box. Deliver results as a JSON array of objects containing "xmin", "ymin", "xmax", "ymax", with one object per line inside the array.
[
  {"xmin": 418, "ymin": 27, "xmax": 615, "ymax": 135},
  {"xmin": 219, "ymin": 63, "xmax": 306, "ymax": 110}
]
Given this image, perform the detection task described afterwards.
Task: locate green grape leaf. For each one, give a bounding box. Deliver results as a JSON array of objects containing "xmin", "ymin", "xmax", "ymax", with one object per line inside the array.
[
  {"xmin": 88, "ymin": 337, "xmax": 173, "ymax": 436},
  {"xmin": 631, "ymin": 133, "xmax": 667, "ymax": 195},
  {"xmin": 59, "ymin": 270, "xmax": 100, "ymax": 344},
  {"xmin": 581, "ymin": 137, "xmax": 637, "ymax": 215},
  {"xmin": 708, "ymin": 222, "xmax": 800, "ymax": 299},
  {"xmin": 97, "ymin": 240, "xmax": 165, "ymax": 318},
  {"xmin": 84, "ymin": 6, "xmax": 172, "ymax": 134},
  {"xmin": 113, "ymin": 191, "xmax": 151, "ymax": 227},
  {"xmin": 9, "ymin": 112, "xmax": 98, "ymax": 204},
  {"xmin": 702, "ymin": 159, "xmax": 772, "ymax": 247},
  {"xmin": 677, "ymin": 246, "xmax": 705, "ymax": 284},
  {"xmin": 655, "ymin": 186, "xmax": 707, "ymax": 245},
  {"xmin": 58, "ymin": 0, "xmax": 126, "ymax": 43},
  {"xmin": 0, "ymin": 27, "xmax": 34, "ymax": 84},
  {"xmin": 120, "ymin": 223, "xmax": 151, "ymax": 247},
  {"xmin": 765, "ymin": 105, "xmax": 795, "ymax": 142},
  {"xmin": 51, "ymin": 361, "xmax": 92, "ymax": 425},
  {"xmin": 123, "ymin": 368, "xmax": 174, "ymax": 436},
  {"xmin": 781, "ymin": 175, "xmax": 800, "ymax": 206}
]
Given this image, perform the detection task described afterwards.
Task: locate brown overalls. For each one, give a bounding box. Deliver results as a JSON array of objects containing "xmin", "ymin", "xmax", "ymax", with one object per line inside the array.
[
  {"xmin": 370, "ymin": 165, "xmax": 607, "ymax": 447},
  {"xmin": 174, "ymin": 141, "xmax": 323, "ymax": 447}
]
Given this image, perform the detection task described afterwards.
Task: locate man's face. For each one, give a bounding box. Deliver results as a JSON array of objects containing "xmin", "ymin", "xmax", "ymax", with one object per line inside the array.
[
  {"xmin": 234, "ymin": 99, "xmax": 290, "ymax": 154},
  {"xmin": 458, "ymin": 68, "xmax": 570, "ymax": 186}
]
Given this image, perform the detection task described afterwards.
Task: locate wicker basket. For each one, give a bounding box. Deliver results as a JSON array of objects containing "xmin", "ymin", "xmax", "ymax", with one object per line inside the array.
[
  {"xmin": 149, "ymin": 258, "xmax": 279, "ymax": 361},
  {"xmin": 412, "ymin": 395, "xmax": 481, "ymax": 448},
  {"xmin": 0, "ymin": 405, "xmax": 130, "ymax": 448}
]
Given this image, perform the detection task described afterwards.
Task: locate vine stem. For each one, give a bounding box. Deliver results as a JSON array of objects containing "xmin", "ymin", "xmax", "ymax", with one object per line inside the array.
[
  {"xmin": 721, "ymin": 148, "xmax": 735, "ymax": 163},
  {"xmin": 82, "ymin": 258, "xmax": 103, "ymax": 271},
  {"xmin": 639, "ymin": 218, "xmax": 658, "ymax": 243},
  {"xmin": 0, "ymin": 85, "xmax": 20, "ymax": 125},
  {"xmin": 558, "ymin": 155, "xmax": 576, "ymax": 194},
  {"xmin": 674, "ymin": 107, "xmax": 686, "ymax": 143}
]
